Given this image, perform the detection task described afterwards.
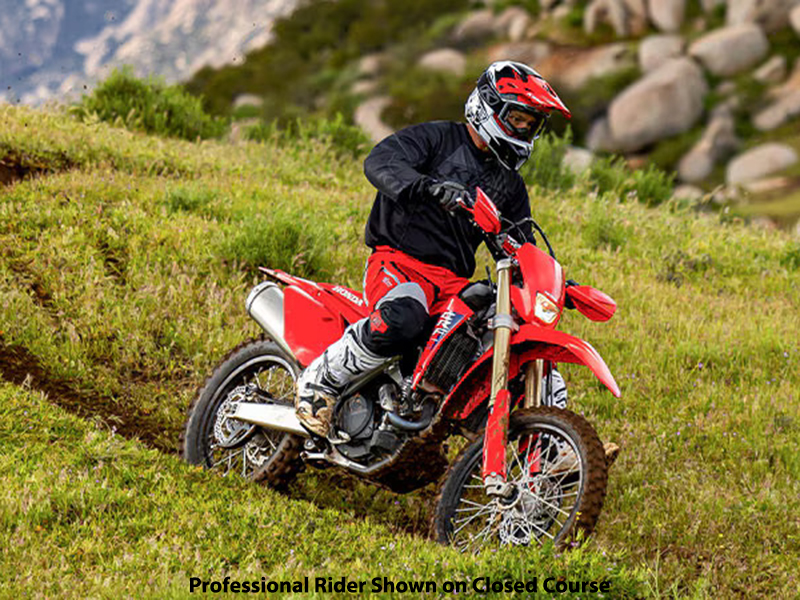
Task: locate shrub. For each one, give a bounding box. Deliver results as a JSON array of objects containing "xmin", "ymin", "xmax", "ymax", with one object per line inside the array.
[
  {"xmin": 582, "ymin": 195, "xmax": 631, "ymax": 251},
  {"xmin": 780, "ymin": 242, "xmax": 800, "ymax": 271},
  {"xmin": 72, "ymin": 67, "xmax": 226, "ymax": 141},
  {"xmin": 244, "ymin": 113, "xmax": 370, "ymax": 158},
  {"xmin": 587, "ymin": 156, "xmax": 674, "ymax": 205},
  {"xmin": 217, "ymin": 209, "xmax": 336, "ymax": 279},
  {"xmin": 522, "ymin": 128, "xmax": 576, "ymax": 191},
  {"xmin": 630, "ymin": 164, "xmax": 675, "ymax": 206}
]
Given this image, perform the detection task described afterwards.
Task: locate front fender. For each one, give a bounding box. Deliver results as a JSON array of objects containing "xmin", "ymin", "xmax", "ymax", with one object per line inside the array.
[{"xmin": 443, "ymin": 324, "xmax": 619, "ymax": 419}]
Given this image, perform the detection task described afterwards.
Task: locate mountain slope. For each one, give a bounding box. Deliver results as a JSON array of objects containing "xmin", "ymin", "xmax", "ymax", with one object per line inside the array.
[{"xmin": 0, "ymin": 0, "xmax": 297, "ymax": 104}]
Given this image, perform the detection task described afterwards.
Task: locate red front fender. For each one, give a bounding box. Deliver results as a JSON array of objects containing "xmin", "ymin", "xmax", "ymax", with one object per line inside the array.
[{"xmin": 443, "ymin": 324, "xmax": 620, "ymax": 419}]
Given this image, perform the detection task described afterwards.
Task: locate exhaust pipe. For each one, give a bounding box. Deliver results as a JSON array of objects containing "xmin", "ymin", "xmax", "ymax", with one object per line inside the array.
[
  {"xmin": 232, "ymin": 402, "xmax": 309, "ymax": 437},
  {"xmin": 245, "ymin": 282, "xmax": 297, "ymax": 362}
]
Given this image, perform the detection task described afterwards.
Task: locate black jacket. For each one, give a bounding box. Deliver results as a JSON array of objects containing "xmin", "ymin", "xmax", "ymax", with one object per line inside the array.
[{"xmin": 364, "ymin": 121, "xmax": 533, "ymax": 278}]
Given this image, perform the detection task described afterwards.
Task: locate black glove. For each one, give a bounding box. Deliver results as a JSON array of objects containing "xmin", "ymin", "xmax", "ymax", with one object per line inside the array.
[
  {"xmin": 428, "ymin": 180, "xmax": 472, "ymax": 213},
  {"xmin": 565, "ymin": 279, "xmax": 579, "ymax": 310}
]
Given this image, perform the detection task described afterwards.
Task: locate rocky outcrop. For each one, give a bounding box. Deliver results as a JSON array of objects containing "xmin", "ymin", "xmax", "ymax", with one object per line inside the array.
[
  {"xmin": 726, "ymin": 0, "xmax": 800, "ymax": 32},
  {"xmin": 584, "ymin": 0, "xmax": 648, "ymax": 36},
  {"xmin": 677, "ymin": 108, "xmax": 739, "ymax": 182},
  {"xmin": 688, "ymin": 24, "xmax": 769, "ymax": 77},
  {"xmin": 453, "ymin": 10, "xmax": 497, "ymax": 45},
  {"xmin": 606, "ymin": 58, "xmax": 708, "ymax": 152},
  {"xmin": 2, "ymin": 0, "xmax": 299, "ymax": 104},
  {"xmin": 639, "ymin": 35, "xmax": 684, "ymax": 72},
  {"xmin": 418, "ymin": 49, "xmax": 467, "ymax": 76},
  {"xmin": 535, "ymin": 44, "xmax": 635, "ymax": 92},
  {"xmin": 752, "ymin": 90, "xmax": 800, "ymax": 130},
  {"xmin": 494, "ymin": 7, "xmax": 533, "ymax": 41},
  {"xmin": 487, "ymin": 41, "xmax": 552, "ymax": 68},
  {"xmin": 647, "ymin": 0, "xmax": 686, "ymax": 32},
  {"xmin": 753, "ymin": 55, "xmax": 787, "ymax": 83},
  {"xmin": 354, "ymin": 97, "xmax": 394, "ymax": 144},
  {"xmin": 563, "ymin": 146, "xmax": 595, "ymax": 174},
  {"xmin": 726, "ymin": 143, "xmax": 799, "ymax": 184}
]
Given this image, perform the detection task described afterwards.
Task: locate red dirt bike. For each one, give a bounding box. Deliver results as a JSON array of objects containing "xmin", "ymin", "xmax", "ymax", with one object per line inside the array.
[{"xmin": 183, "ymin": 188, "xmax": 619, "ymax": 550}]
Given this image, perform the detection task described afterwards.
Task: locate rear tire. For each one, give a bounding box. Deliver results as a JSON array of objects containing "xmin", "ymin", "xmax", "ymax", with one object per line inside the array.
[
  {"xmin": 182, "ymin": 338, "xmax": 303, "ymax": 489},
  {"xmin": 433, "ymin": 407, "xmax": 607, "ymax": 551}
]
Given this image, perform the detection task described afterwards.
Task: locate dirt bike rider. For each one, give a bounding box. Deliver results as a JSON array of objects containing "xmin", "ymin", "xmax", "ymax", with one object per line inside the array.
[{"xmin": 296, "ymin": 61, "xmax": 574, "ymax": 440}]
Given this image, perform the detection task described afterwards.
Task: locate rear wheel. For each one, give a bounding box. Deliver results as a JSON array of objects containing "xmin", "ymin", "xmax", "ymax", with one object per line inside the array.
[
  {"xmin": 182, "ymin": 338, "xmax": 303, "ymax": 488},
  {"xmin": 433, "ymin": 407, "xmax": 607, "ymax": 551}
]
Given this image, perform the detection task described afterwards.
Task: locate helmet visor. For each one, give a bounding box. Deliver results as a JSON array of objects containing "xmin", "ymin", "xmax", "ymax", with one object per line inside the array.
[{"xmin": 497, "ymin": 105, "xmax": 549, "ymax": 142}]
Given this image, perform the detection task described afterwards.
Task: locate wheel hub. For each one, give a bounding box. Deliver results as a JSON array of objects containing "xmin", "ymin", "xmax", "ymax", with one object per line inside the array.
[{"xmin": 213, "ymin": 385, "xmax": 258, "ymax": 449}]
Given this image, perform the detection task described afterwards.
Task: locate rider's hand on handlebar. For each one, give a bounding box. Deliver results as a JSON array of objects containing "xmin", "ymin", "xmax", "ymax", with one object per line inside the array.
[{"xmin": 428, "ymin": 180, "xmax": 473, "ymax": 213}]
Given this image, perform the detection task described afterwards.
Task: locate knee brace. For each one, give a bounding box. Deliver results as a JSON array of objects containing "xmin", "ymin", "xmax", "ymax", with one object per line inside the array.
[{"xmin": 361, "ymin": 285, "xmax": 429, "ymax": 357}]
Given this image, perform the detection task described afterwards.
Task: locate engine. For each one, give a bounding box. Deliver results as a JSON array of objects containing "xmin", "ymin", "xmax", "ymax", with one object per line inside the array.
[{"xmin": 332, "ymin": 377, "xmax": 403, "ymax": 462}]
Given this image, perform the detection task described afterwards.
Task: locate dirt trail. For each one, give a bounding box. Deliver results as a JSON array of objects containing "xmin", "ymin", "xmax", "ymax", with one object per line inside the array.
[{"xmin": 0, "ymin": 342, "xmax": 177, "ymax": 452}]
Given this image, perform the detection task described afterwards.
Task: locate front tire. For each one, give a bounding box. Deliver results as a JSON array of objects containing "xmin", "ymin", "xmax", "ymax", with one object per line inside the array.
[
  {"xmin": 433, "ymin": 407, "xmax": 608, "ymax": 551},
  {"xmin": 182, "ymin": 338, "xmax": 303, "ymax": 489}
]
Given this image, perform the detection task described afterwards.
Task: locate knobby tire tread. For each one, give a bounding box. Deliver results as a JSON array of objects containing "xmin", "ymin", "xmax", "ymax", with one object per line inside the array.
[
  {"xmin": 431, "ymin": 406, "xmax": 608, "ymax": 549},
  {"xmin": 181, "ymin": 336, "xmax": 303, "ymax": 490}
]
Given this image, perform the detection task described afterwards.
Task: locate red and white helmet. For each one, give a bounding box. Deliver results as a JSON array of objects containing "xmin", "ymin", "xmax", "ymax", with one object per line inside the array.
[{"xmin": 465, "ymin": 61, "xmax": 571, "ymax": 171}]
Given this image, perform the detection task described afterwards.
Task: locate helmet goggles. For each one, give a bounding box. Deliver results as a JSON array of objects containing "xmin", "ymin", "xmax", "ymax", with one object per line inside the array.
[{"xmin": 496, "ymin": 103, "xmax": 549, "ymax": 142}]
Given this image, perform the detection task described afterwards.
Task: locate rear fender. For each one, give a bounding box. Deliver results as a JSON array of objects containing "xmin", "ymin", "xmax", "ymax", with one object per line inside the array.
[
  {"xmin": 443, "ymin": 324, "xmax": 620, "ymax": 420},
  {"xmin": 254, "ymin": 268, "xmax": 362, "ymax": 367}
]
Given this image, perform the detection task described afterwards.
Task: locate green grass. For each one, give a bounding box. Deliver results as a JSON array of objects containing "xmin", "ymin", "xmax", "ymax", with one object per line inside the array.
[{"xmin": 1, "ymin": 105, "xmax": 800, "ymax": 597}]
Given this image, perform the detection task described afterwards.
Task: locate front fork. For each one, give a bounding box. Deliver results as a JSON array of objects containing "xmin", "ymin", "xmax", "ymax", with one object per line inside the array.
[{"xmin": 482, "ymin": 259, "xmax": 545, "ymax": 499}]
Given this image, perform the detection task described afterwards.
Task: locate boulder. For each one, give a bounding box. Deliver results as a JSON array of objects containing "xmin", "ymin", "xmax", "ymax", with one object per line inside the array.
[
  {"xmin": 688, "ymin": 24, "xmax": 769, "ymax": 77},
  {"xmin": 418, "ymin": 48, "xmax": 467, "ymax": 76},
  {"xmin": 453, "ymin": 10, "xmax": 497, "ymax": 44},
  {"xmin": 673, "ymin": 184, "xmax": 705, "ymax": 201},
  {"xmin": 487, "ymin": 41, "xmax": 552, "ymax": 68},
  {"xmin": 586, "ymin": 117, "xmax": 620, "ymax": 152},
  {"xmin": 350, "ymin": 80, "xmax": 379, "ymax": 96},
  {"xmin": 768, "ymin": 58, "xmax": 800, "ymax": 100},
  {"xmin": 494, "ymin": 7, "xmax": 533, "ymax": 41},
  {"xmin": 354, "ymin": 96, "xmax": 394, "ymax": 144},
  {"xmin": 535, "ymin": 43, "xmax": 635, "ymax": 92},
  {"xmin": 792, "ymin": 4, "xmax": 800, "ymax": 33},
  {"xmin": 648, "ymin": 0, "xmax": 686, "ymax": 31},
  {"xmin": 726, "ymin": 143, "xmax": 799, "ymax": 184},
  {"xmin": 741, "ymin": 176, "xmax": 794, "ymax": 193},
  {"xmin": 753, "ymin": 55, "xmax": 787, "ymax": 84},
  {"xmin": 584, "ymin": 0, "xmax": 630, "ymax": 36},
  {"xmin": 727, "ymin": 0, "xmax": 800, "ymax": 32},
  {"xmin": 359, "ymin": 53, "xmax": 386, "ymax": 77},
  {"xmin": 752, "ymin": 90, "xmax": 800, "ymax": 130},
  {"xmin": 563, "ymin": 146, "xmax": 594, "ymax": 174},
  {"xmin": 639, "ymin": 34, "xmax": 684, "ymax": 72},
  {"xmin": 701, "ymin": 0, "xmax": 725, "ymax": 13},
  {"xmin": 607, "ymin": 58, "xmax": 708, "ymax": 152},
  {"xmin": 232, "ymin": 94, "xmax": 263, "ymax": 110},
  {"xmin": 677, "ymin": 109, "xmax": 739, "ymax": 182}
]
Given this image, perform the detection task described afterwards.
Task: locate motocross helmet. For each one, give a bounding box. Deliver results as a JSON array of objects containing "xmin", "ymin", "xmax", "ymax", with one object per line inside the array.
[{"xmin": 465, "ymin": 61, "xmax": 571, "ymax": 171}]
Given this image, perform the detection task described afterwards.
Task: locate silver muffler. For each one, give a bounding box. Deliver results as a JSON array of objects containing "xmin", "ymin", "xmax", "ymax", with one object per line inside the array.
[
  {"xmin": 232, "ymin": 402, "xmax": 309, "ymax": 437},
  {"xmin": 245, "ymin": 282, "xmax": 297, "ymax": 362}
]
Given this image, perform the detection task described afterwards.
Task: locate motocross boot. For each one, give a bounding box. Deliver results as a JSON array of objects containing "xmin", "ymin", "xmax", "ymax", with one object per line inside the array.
[{"xmin": 295, "ymin": 320, "xmax": 388, "ymax": 437}]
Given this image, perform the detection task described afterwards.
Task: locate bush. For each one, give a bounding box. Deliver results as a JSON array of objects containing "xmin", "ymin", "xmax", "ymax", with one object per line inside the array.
[
  {"xmin": 587, "ymin": 156, "xmax": 674, "ymax": 205},
  {"xmin": 244, "ymin": 113, "xmax": 370, "ymax": 158},
  {"xmin": 582, "ymin": 195, "xmax": 631, "ymax": 251},
  {"xmin": 521, "ymin": 128, "xmax": 576, "ymax": 191},
  {"xmin": 217, "ymin": 209, "xmax": 336, "ymax": 279},
  {"xmin": 72, "ymin": 67, "xmax": 226, "ymax": 141}
]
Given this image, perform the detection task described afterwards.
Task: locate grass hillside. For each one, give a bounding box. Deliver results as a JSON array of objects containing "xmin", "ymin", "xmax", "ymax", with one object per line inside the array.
[{"xmin": 1, "ymin": 104, "xmax": 799, "ymax": 597}]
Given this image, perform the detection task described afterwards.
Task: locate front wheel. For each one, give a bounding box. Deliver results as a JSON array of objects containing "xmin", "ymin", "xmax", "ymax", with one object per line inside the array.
[
  {"xmin": 433, "ymin": 407, "xmax": 608, "ymax": 551},
  {"xmin": 182, "ymin": 338, "xmax": 303, "ymax": 489}
]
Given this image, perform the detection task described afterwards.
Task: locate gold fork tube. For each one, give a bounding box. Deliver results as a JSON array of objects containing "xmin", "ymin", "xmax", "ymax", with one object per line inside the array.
[
  {"xmin": 524, "ymin": 360, "xmax": 543, "ymax": 409},
  {"xmin": 490, "ymin": 260, "xmax": 513, "ymax": 403}
]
